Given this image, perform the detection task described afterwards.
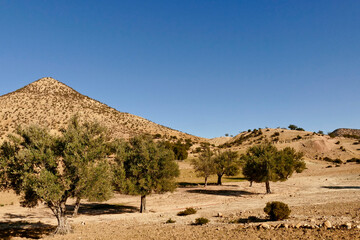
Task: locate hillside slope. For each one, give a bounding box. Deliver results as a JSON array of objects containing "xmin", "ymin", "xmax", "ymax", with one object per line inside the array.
[
  {"xmin": 213, "ymin": 128, "xmax": 360, "ymax": 161},
  {"xmin": 0, "ymin": 77, "xmax": 203, "ymax": 142}
]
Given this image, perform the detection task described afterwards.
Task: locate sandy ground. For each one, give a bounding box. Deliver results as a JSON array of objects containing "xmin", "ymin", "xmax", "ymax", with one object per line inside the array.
[{"xmin": 1, "ymin": 160, "xmax": 360, "ymax": 239}]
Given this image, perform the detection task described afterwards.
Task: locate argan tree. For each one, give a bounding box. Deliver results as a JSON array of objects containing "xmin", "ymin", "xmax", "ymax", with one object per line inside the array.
[
  {"xmin": 241, "ymin": 143, "xmax": 305, "ymax": 194},
  {"xmin": 115, "ymin": 136, "xmax": 179, "ymax": 213},
  {"xmin": 0, "ymin": 120, "xmax": 113, "ymax": 234},
  {"xmin": 213, "ymin": 150, "xmax": 239, "ymax": 185},
  {"xmin": 61, "ymin": 116, "xmax": 113, "ymax": 217},
  {"xmin": 191, "ymin": 143, "xmax": 215, "ymax": 187}
]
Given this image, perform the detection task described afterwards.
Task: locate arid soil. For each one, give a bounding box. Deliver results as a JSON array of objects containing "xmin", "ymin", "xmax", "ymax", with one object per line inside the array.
[{"xmin": 1, "ymin": 160, "xmax": 360, "ymax": 239}]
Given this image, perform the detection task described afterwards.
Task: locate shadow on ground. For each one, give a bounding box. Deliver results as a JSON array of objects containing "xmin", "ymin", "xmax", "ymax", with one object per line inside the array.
[
  {"xmin": 68, "ymin": 203, "xmax": 138, "ymax": 216},
  {"xmin": 322, "ymin": 186, "xmax": 360, "ymax": 190},
  {"xmin": 177, "ymin": 182, "xmax": 240, "ymax": 188},
  {"xmin": 235, "ymin": 216, "xmax": 269, "ymax": 224},
  {"xmin": 0, "ymin": 221, "xmax": 55, "ymax": 239},
  {"xmin": 186, "ymin": 189, "xmax": 255, "ymax": 197}
]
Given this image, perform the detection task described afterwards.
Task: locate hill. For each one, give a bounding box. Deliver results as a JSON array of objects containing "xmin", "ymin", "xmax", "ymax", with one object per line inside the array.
[
  {"xmin": 0, "ymin": 77, "xmax": 203, "ymax": 143},
  {"xmin": 331, "ymin": 128, "xmax": 360, "ymax": 138},
  {"xmin": 210, "ymin": 128, "xmax": 360, "ymax": 161}
]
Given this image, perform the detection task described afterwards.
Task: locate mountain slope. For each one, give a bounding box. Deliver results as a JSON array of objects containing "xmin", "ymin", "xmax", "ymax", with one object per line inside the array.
[
  {"xmin": 212, "ymin": 128, "xmax": 360, "ymax": 161},
  {"xmin": 0, "ymin": 77, "xmax": 203, "ymax": 142}
]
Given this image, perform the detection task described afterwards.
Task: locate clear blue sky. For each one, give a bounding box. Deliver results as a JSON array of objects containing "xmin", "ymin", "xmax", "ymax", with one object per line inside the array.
[{"xmin": 0, "ymin": 0, "xmax": 359, "ymax": 138}]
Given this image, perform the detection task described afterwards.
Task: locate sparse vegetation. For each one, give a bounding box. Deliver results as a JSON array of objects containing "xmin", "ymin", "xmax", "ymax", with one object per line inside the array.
[
  {"xmin": 177, "ymin": 207, "xmax": 197, "ymax": 216},
  {"xmin": 165, "ymin": 218, "xmax": 176, "ymax": 224},
  {"xmin": 264, "ymin": 201, "xmax": 291, "ymax": 221},
  {"xmin": 241, "ymin": 143, "xmax": 305, "ymax": 194},
  {"xmin": 194, "ymin": 217, "xmax": 209, "ymax": 225}
]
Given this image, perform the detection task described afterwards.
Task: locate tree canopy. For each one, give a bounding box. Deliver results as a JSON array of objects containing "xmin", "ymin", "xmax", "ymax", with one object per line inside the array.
[
  {"xmin": 213, "ymin": 150, "xmax": 239, "ymax": 185},
  {"xmin": 241, "ymin": 143, "xmax": 305, "ymax": 193},
  {"xmin": 0, "ymin": 117, "xmax": 113, "ymax": 234},
  {"xmin": 114, "ymin": 135, "xmax": 180, "ymax": 213},
  {"xmin": 191, "ymin": 143, "xmax": 215, "ymax": 187}
]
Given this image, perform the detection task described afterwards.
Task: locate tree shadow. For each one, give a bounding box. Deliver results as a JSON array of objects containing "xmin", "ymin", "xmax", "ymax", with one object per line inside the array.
[
  {"xmin": 235, "ymin": 216, "xmax": 269, "ymax": 224},
  {"xmin": 322, "ymin": 186, "xmax": 360, "ymax": 190},
  {"xmin": 0, "ymin": 221, "xmax": 55, "ymax": 239},
  {"xmin": 67, "ymin": 203, "xmax": 138, "ymax": 216},
  {"xmin": 186, "ymin": 189, "xmax": 256, "ymax": 197},
  {"xmin": 224, "ymin": 177, "xmax": 247, "ymax": 181},
  {"xmin": 177, "ymin": 182, "xmax": 239, "ymax": 188}
]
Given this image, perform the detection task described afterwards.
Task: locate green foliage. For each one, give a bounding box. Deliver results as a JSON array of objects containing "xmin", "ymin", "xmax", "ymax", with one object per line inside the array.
[
  {"xmin": 0, "ymin": 117, "xmax": 113, "ymax": 234},
  {"xmin": 177, "ymin": 207, "xmax": 197, "ymax": 216},
  {"xmin": 318, "ymin": 130, "xmax": 324, "ymax": 135},
  {"xmin": 288, "ymin": 124, "xmax": 298, "ymax": 130},
  {"xmin": 194, "ymin": 217, "xmax": 209, "ymax": 225},
  {"xmin": 114, "ymin": 135, "xmax": 180, "ymax": 212},
  {"xmin": 241, "ymin": 143, "xmax": 305, "ymax": 193},
  {"xmin": 161, "ymin": 140, "xmax": 189, "ymax": 160},
  {"xmin": 264, "ymin": 201, "xmax": 291, "ymax": 220},
  {"xmin": 213, "ymin": 150, "xmax": 239, "ymax": 185},
  {"xmin": 191, "ymin": 145, "xmax": 216, "ymax": 186},
  {"xmin": 165, "ymin": 218, "xmax": 176, "ymax": 224},
  {"xmin": 62, "ymin": 116, "xmax": 113, "ymax": 204}
]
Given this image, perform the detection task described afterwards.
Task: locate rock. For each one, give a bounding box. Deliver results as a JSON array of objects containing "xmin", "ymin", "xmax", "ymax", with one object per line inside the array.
[
  {"xmin": 81, "ymin": 221, "xmax": 86, "ymax": 225},
  {"xmin": 217, "ymin": 212, "xmax": 223, "ymax": 217},
  {"xmin": 295, "ymin": 223, "xmax": 302, "ymax": 229},
  {"xmin": 356, "ymin": 225, "xmax": 360, "ymax": 229},
  {"xmin": 346, "ymin": 222, "xmax": 352, "ymax": 229},
  {"xmin": 283, "ymin": 223, "xmax": 289, "ymax": 229},
  {"xmin": 258, "ymin": 223, "xmax": 270, "ymax": 229},
  {"xmin": 324, "ymin": 220, "xmax": 332, "ymax": 229}
]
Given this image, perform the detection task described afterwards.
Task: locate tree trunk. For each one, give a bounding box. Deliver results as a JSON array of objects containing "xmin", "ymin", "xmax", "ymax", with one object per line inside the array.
[
  {"xmin": 249, "ymin": 181, "xmax": 253, "ymax": 187},
  {"xmin": 140, "ymin": 195, "xmax": 146, "ymax": 213},
  {"xmin": 204, "ymin": 176, "xmax": 208, "ymax": 187},
  {"xmin": 72, "ymin": 197, "xmax": 81, "ymax": 217},
  {"xmin": 265, "ymin": 181, "xmax": 271, "ymax": 194},
  {"xmin": 217, "ymin": 174, "xmax": 223, "ymax": 185},
  {"xmin": 53, "ymin": 201, "xmax": 72, "ymax": 235}
]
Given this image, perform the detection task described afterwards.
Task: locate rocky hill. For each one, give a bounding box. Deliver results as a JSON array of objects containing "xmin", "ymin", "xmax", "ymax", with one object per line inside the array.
[
  {"xmin": 0, "ymin": 77, "xmax": 203, "ymax": 143},
  {"xmin": 331, "ymin": 128, "xmax": 360, "ymax": 137},
  {"xmin": 208, "ymin": 128, "xmax": 360, "ymax": 161}
]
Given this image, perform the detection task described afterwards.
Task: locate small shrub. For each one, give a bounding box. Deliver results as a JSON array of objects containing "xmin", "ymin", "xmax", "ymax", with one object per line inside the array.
[
  {"xmin": 177, "ymin": 207, "xmax": 197, "ymax": 216},
  {"xmin": 194, "ymin": 217, "xmax": 209, "ymax": 225},
  {"xmin": 264, "ymin": 201, "xmax": 291, "ymax": 221},
  {"xmin": 165, "ymin": 218, "xmax": 176, "ymax": 224},
  {"xmin": 335, "ymin": 141, "xmax": 340, "ymax": 145}
]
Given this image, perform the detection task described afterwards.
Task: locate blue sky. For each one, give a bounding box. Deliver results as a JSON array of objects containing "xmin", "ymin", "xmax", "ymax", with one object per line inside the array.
[{"xmin": 0, "ymin": 0, "xmax": 359, "ymax": 138}]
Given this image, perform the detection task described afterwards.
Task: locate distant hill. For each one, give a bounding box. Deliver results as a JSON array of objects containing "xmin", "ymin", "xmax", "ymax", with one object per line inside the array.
[
  {"xmin": 205, "ymin": 128, "xmax": 360, "ymax": 161},
  {"xmin": 330, "ymin": 128, "xmax": 360, "ymax": 138},
  {"xmin": 0, "ymin": 77, "xmax": 203, "ymax": 143}
]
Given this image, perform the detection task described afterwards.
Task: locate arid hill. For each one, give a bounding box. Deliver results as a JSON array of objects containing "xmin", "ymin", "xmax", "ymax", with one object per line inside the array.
[
  {"xmin": 331, "ymin": 128, "xmax": 360, "ymax": 137},
  {"xmin": 0, "ymin": 77, "xmax": 203, "ymax": 143},
  {"xmin": 208, "ymin": 128, "xmax": 360, "ymax": 161}
]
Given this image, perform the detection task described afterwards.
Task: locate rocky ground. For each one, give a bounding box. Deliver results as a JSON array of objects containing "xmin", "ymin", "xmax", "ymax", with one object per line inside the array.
[{"xmin": 1, "ymin": 160, "xmax": 360, "ymax": 239}]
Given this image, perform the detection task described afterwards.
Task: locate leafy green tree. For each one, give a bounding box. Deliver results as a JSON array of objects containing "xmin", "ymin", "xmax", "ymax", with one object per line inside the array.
[
  {"xmin": 191, "ymin": 144, "xmax": 215, "ymax": 187},
  {"xmin": 161, "ymin": 140, "xmax": 189, "ymax": 160},
  {"xmin": 0, "ymin": 120, "xmax": 113, "ymax": 234},
  {"xmin": 61, "ymin": 116, "xmax": 113, "ymax": 217},
  {"xmin": 288, "ymin": 124, "xmax": 298, "ymax": 130},
  {"xmin": 241, "ymin": 143, "xmax": 305, "ymax": 194},
  {"xmin": 115, "ymin": 136, "xmax": 179, "ymax": 213},
  {"xmin": 213, "ymin": 150, "xmax": 239, "ymax": 185}
]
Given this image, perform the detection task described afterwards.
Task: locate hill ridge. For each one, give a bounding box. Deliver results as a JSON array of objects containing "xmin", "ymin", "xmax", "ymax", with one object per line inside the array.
[{"xmin": 0, "ymin": 77, "xmax": 203, "ymax": 142}]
